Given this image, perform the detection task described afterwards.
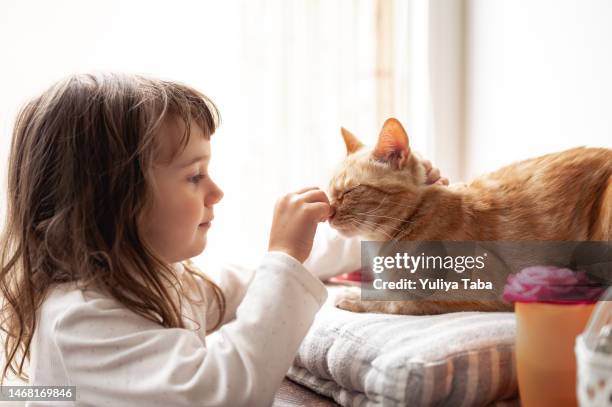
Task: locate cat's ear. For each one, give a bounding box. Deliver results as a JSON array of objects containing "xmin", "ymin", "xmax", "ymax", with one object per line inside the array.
[
  {"xmin": 373, "ymin": 118, "xmax": 411, "ymax": 169},
  {"xmin": 341, "ymin": 127, "xmax": 364, "ymax": 155}
]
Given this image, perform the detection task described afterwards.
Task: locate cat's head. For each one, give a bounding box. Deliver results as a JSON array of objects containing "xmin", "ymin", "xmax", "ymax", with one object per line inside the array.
[{"xmin": 328, "ymin": 118, "xmax": 428, "ymax": 239}]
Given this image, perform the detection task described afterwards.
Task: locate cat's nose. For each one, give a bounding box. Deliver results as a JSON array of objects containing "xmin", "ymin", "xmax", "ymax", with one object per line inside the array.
[{"xmin": 328, "ymin": 205, "xmax": 337, "ymax": 220}]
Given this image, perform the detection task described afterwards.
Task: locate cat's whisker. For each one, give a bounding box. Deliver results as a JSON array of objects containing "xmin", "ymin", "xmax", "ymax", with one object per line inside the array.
[
  {"xmin": 349, "ymin": 219, "xmax": 372, "ymax": 234},
  {"xmin": 349, "ymin": 219, "xmax": 374, "ymax": 235},
  {"xmin": 351, "ymin": 219, "xmax": 396, "ymax": 240},
  {"xmin": 355, "ymin": 212, "xmax": 416, "ymax": 225},
  {"xmin": 353, "ymin": 215, "xmax": 410, "ymax": 242},
  {"xmin": 361, "ymin": 196, "xmax": 389, "ymax": 215},
  {"xmin": 351, "ymin": 211, "xmax": 408, "ymax": 233},
  {"xmin": 357, "ymin": 217, "xmax": 406, "ymax": 233}
]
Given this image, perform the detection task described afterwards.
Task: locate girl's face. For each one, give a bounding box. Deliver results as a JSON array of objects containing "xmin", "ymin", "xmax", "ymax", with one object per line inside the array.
[{"xmin": 140, "ymin": 116, "xmax": 223, "ymax": 263}]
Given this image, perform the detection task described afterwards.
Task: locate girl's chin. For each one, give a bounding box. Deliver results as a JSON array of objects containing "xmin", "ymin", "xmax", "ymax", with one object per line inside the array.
[{"xmin": 191, "ymin": 226, "xmax": 212, "ymax": 255}]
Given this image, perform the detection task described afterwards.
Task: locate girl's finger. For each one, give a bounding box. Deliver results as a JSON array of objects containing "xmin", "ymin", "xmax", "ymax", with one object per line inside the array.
[
  {"xmin": 300, "ymin": 189, "xmax": 330, "ymax": 205},
  {"xmin": 427, "ymin": 168, "xmax": 441, "ymax": 184},
  {"xmin": 436, "ymin": 177, "xmax": 449, "ymax": 186},
  {"xmin": 294, "ymin": 186, "xmax": 320, "ymax": 194},
  {"xmin": 305, "ymin": 202, "xmax": 332, "ymax": 222}
]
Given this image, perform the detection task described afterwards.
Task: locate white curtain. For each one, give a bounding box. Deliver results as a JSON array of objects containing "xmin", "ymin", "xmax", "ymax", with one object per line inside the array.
[{"xmin": 201, "ymin": 0, "xmax": 429, "ymax": 270}]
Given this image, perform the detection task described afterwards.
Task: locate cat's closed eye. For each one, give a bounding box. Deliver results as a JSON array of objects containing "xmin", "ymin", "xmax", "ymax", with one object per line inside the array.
[{"xmin": 337, "ymin": 184, "xmax": 361, "ymax": 201}]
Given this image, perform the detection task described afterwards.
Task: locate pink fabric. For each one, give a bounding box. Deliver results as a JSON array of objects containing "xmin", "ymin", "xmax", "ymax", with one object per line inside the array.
[
  {"xmin": 502, "ymin": 265, "xmax": 605, "ymax": 304},
  {"xmin": 328, "ymin": 268, "xmax": 373, "ymax": 284}
]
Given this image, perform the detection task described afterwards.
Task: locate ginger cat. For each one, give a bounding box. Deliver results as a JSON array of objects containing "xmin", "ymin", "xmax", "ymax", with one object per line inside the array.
[{"xmin": 330, "ymin": 118, "xmax": 612, "ymax": 315}]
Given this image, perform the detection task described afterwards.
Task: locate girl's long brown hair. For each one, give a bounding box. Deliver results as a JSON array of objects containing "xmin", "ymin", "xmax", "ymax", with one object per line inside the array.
[{"xmin": 0, "ymin": 72, "xmax": 226, "ymax": 383}]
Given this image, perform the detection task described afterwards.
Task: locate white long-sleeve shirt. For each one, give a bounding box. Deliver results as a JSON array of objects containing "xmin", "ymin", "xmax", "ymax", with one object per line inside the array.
[{"xmin": 27, "ymin": 224, "xmax": 360, "ymax": 407}]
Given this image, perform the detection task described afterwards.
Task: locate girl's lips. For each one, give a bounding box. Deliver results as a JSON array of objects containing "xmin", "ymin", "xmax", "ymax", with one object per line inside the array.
[{"xmin": 198, "ymin": 222, "xmax": 211, "ymax": 228}]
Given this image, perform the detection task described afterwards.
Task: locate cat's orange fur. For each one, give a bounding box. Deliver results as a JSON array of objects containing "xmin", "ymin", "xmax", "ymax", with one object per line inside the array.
[{"xmin": 330, "ymin": 118, "xmax": 612, "ymax": 315}]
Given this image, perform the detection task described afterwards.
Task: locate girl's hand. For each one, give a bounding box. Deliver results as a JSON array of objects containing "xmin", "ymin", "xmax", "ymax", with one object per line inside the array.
[
  {"xmin": 422, "ymin": 159, "xmax": 449, "ymax": 185},
  {"xmin": 268, "ymin": 186, "xmax": 332, "ymax": 263}
]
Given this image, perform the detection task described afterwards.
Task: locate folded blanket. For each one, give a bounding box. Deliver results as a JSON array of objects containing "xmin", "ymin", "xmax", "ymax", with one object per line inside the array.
[{"xmin": 288, "ymin": 287, "xmax": 518, "ymax": 406}]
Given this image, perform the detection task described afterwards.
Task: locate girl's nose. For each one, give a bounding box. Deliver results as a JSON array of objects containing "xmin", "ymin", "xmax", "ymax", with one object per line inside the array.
[
  {"xmin": 214, "ymin": 187, "xmax": 224, "ymax": 204},
  {"xmin": 206, "ymin": 182, "xmax": 224, "ymax": 207}
]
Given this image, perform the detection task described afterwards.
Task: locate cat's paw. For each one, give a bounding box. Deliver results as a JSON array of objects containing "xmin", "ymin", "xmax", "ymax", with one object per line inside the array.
[{"xmin": 334, "ymin": 287, "xmax": 367, "ymax": 313}]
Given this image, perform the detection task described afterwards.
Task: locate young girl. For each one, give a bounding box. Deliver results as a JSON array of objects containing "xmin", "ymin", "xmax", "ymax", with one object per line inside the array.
[{"xmin": 0, "ymin": 72, "xmax": 445, "ymax": 406}]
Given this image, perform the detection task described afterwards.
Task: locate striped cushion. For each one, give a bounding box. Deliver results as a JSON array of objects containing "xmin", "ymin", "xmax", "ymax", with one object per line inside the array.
[{"xmin": 288, "ymin": 288, "xmax": 518, "ymax": 406}]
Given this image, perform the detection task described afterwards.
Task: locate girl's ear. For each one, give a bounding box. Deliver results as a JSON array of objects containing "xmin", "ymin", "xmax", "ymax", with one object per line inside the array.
[
  {"xmin": 341, "ymin": 127, "xmax": 364, "ymax": 155},
  {"xmin": 373, "ymin": 118, "xmax": 411, "ymax": 169}
]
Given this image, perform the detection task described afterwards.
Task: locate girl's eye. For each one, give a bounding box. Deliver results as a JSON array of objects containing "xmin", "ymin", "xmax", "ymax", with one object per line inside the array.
[{"xmin": 189, "ymin": 174, "xmax": 206, "ymax": 184}]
